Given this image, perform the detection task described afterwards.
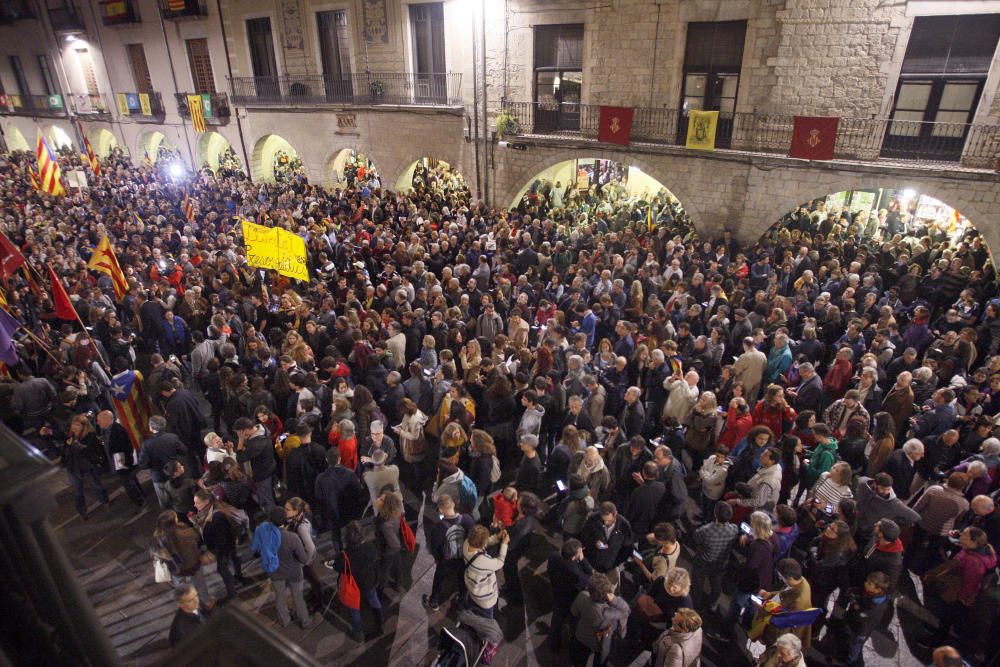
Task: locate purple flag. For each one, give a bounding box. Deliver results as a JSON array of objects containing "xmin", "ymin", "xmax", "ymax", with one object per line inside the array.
[{"xmin": 0, "ymin": 308, "xmax": 20, "ymax": 366}]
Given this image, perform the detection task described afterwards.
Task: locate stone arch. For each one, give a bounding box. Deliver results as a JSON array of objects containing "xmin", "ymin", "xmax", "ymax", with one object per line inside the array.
[
  {"xmin": 197, "ymin": 131, "xmax": 241, "ymax": 173},
  {"xmin": 44, "ymin": 125, "xmax": 74, "ymax": 150},
  {"xmin": 3, "ymin": 124, "xmax": 30, "ymax": 152},
  {"xmin": 495, "ymin": 147, "xmax": 707, "ymax": 231},
  {"xmin": 89, "ymin": 128, "xmax": 117, "ymax": 158},
  {"xmin": 744, "ymin": 169, "xmax": 993, "ymax": 250},
  {"xmin": 137, "ymin": 130, "xmax": 175, "ymax": 163},
  {"xmin": 250, "ymin": 134, "xmax": 300, "ymax": 183},
  {"xmin": 393, "ymin": 156, "xmax": 468, "ymax": 193},
  {"xmin": 323, "ymin": 147, "xmax": 379, "ymax": 188}
]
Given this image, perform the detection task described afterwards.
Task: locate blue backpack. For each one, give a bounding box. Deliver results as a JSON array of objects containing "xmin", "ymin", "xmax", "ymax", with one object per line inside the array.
[{"xmin": 458, "ymin": 475, "xmax": 478, "ymax": 512}]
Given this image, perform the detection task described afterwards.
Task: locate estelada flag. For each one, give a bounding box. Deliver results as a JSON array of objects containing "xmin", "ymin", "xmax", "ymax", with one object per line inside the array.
[
  {"xmin": 35, "ymin": 130, "xmax": 65, "ymax": 196},
  {"xmin": 47, "ymin": 265, "xmax": 78, "ymax": 321},
  {"xmin": 685, "ymin": 110, "xmax": 719, "ymax": 151},
  {"xmin": 789, "ymin": 116, "xmax": 839, "ymax": 160},
  {"xmin": 110, "ymin": 369, "xmax": 152, "ymax": 450},
  {"xmin": 87, "ymin": 236, "xmax": 129, "ymax": 301},
  {"xmin": 597, "ymin": 106, "xmax": 634, "ymax": 146},
  {"xmin": 187, "ymin": 94, "xmax": 207, "ymax": 133}
]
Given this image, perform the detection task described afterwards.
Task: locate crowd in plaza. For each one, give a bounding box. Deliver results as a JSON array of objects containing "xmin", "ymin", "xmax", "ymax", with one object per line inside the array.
[{"xmin": 0, "ymin": 143, "xmax": 998, "ymax": 667}]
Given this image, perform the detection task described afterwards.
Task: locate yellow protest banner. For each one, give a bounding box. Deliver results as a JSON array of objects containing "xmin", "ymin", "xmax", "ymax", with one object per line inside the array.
[
  {"xmin": 139, "ymin": 93, "xmax": 152, "ymax": 116},
  {"xmin": 241, "ymin": 220, "xmax": 310, "ymax": 282},
  {"xmin": 685, "ymin": 110, "xmax": 719, "ymax": 151}
]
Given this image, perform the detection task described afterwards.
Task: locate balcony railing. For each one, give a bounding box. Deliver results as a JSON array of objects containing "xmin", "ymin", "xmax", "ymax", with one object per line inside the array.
[
  {"xmin": 499, "ymin": 101, "xmax": 1000, "ymax": 169},
  {"xmin": 175, "ymin": 91, "xmax": 230, "ymax": 124},
  {"xmin": 159, "ymin": 0, "xmax": 205, "ymax": 19},
  {"xmin": 229, "ymin": 72, "xmax": 463, "ymax": 107},
  {"xmin": 100, "ymin": 0, "xmax": 138, "ymax": 24},
  {"xmin": 0, "ymin": 93, "xmax": 68, "ymax": 116},
  {"xmin": 69, "ymin": 92, "xmax": 110, "ymax": 117},
  {"xmin": 0, "ymin": 0, "xmax": 36, "ymax": 23}
]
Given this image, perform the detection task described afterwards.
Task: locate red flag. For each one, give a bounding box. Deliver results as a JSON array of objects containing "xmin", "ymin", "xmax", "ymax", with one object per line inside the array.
[
  {"xmin": 47, "ymin": 266, "xmax": 78, "ymax": 320},
  {"xmin": 789, "ymin": 116, "xmax": 840, "ymax": 160},
  {"xmin": 598, "ymin": 106, "xmax": 634, "ymax": 146},
  {"xmin": 0, "ymin": 232, "xmax": 26, "ymax": 281}
]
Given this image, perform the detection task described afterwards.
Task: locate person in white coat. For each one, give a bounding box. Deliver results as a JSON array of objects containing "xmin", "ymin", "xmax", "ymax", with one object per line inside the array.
[{"xmin": 698, "ymin": 447, "xmax": 731, "ymax": 521}]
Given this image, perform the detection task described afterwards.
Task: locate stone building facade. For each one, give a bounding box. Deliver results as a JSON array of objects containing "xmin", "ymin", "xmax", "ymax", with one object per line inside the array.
[{"xmin": 1, "ymin": 0, "xmax": 1000, "ymax": 247}]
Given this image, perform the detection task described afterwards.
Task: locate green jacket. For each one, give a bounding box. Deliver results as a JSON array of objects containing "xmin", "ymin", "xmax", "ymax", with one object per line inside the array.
[{"xmin": 802, "ymin": 440, "xmax": 839, "ymax": 489}]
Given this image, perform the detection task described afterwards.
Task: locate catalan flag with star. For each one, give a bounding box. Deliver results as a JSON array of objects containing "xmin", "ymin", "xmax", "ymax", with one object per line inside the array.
[
  {"xmin": 87, "ymin": 236, "xmax": 129, "ymax": 301},
  {"xmin": 110, "ymin": 369, "xmax": 152, "ymax": 450},
  {"xmin": 80, "ymin": 126, "xmax": 101, "ymax": 176},
  {"xmin": 35, "ymin": 129, "xmax": 65, "ymax": 196}
]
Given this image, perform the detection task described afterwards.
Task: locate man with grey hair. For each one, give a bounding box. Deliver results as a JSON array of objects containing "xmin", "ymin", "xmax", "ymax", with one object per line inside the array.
[
  {"xmin": 884, "ymin": 439, "xmax": 925, "ymax": 500},
  {"xmin": 138, "ymin": 415, "xmax": 188, "ymax": 508},
  {"xmin": 515, "ymin": 434, "xmax": 543, "ymax": 494},
  {"xmin": 955, "ymin": 495, "xmax": 1000, "ymax": 550},
  {"xmin": 787, "ymin": 361, "xmax": 824, "ymax": 414},
  {"xmin": 619, "ymin": 386, "xmax": 646, "ymax": 439}
]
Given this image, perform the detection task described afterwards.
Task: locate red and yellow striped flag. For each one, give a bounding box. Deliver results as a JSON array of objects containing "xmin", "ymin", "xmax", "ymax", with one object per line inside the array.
[
  {"xmin": 110, "ymin": 369, "xmax": 152, "ymax": 450},
  {"xmin": 87, "ymin": 236, "xmax": 129, "ymax": 301},
  {"xmin": 27, "ymin": 164, "xmax": 40, "ymax": 191},
  {"xmin": 79, "ymin": 125, "xmax": 101, "ymax": 176},
  {"xmin": 182, "ymin": 192, "xmax": 196, "ymax": 222},
  {"xmin": 35, "ymin": 130, "xmax": 65, "ymax": 196}
]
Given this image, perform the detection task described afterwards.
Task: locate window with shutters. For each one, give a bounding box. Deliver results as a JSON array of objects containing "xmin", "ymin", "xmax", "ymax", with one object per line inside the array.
[
  {"xmin": 75, "ymin": 47, "xmax": 100, "ymax": 96},
  {"xmin": 409, "ymin": 3, "xmax": 445, "ymax": 102},
  {"xmin": 37, "ymin": 55, "xmax": 55, "ymax": 95},
  {"xmin": 9, "ymin": 56, "xmax": 29, "ymax": 96},
  {"xmin": 126, "ymin": 44, "xmax": 153, "ymax": 93},
  {"xmin": 678, "ymin": 21, "xmax": 746, "ymax": 148},
  {"xmin": 533, "ymin": 24, "xmax": 583, "ymax": 132},
  {"xmin": 186, "ymin": 38, "xmax": 215, "ymax": 94},
  {"xmin": 884, "ymin": 14, "xmax": 1000, "ymax": 160}
]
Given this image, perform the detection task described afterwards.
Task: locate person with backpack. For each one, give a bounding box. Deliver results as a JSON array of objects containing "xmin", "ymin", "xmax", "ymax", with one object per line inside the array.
[
  {"xmin": 284, "ymin": 497, "xmax": 326, "ymax": 614},
  {"xmin": 335, "ymin": 520, "xmax": 384, "ymax": 642},
  {"xmin": 251, "ymin": 506, "xmax": 316, "ymax": 630},
  {"xmin": 191, "ymin": 490, "xmax": 248, "ymax": 602},
  {"xmin": 423, "ymin": 494, "xmax": 475, "ymax": 612},
  {"xmin": 432, "ymin": 460, "xmax": 478, "ymax": 515},
  {"xmin": 374, "ymin": 491, "xmax": 412, "ymax": 591}
]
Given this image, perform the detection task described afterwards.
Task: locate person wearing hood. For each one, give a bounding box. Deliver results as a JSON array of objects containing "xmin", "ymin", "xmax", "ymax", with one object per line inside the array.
[
  {"xmin": 854, "ymin": 519, "xmax": 905, "ymax": 592},
  {"xmin": 576, "ymin": 445, "xmax": 612, "ymax": 502},
  {"xmin": 517, "ymin": 389, "xmax": 545, "ymax": 439},
  {"xmin": 652, "ymin": 607, "xmax": 704, "ymax": 667},
  {"xmin": 855, "ymin": 473, "xmax": 921, "ymax": 543},
  {"xmin": 921, "ymin": 526, "xmax": 997, "ymax": 649}
]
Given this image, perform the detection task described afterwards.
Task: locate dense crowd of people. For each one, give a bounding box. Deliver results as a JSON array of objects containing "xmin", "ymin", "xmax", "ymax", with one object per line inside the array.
[{"xmin": 1, "ymin": 143, "xmax": 998, "ymax": 667}]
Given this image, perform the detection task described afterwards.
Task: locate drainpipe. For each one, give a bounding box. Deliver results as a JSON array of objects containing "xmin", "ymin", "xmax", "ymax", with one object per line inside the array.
[{"xmin": 214, "ymin": 0, "xmax": 251, "ymax": 177}]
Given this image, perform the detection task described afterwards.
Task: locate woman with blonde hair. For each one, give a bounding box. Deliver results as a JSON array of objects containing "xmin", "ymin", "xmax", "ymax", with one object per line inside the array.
[
  {"xmin": 282, "ymin": 330, "xmax": 313, "ymax": 365},
  {"xmin": 460, "ymin": 338, "xmax": 482, "ymax": 383},
  {"xmin": 61, "ymin": 413, "xmax": 110, "ymax": 518},
  {"xmin": 653, "ymin": 607, "xmax": 703, "ymax": 667},
  {"xmin": 809, "ymin": 460, "xmax": 854, "ymax": 514},
  {"xmin": 685, "ymin": 391, "xmax": 718, "ymax": 470}
]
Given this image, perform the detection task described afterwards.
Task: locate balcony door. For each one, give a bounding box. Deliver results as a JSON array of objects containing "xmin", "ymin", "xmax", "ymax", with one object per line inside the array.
[
  {"xmin": 247, "ymin": 17, "xmax": 279, "ymax": 99},
  {"xmin": 186, "ymin": 38, "xmax": 216, "ymax": 94},
  {"xmin": 533, "ymin": 24, "xmax": 583, "ymax": 132},
  {"xmin": 409, "ymin": 3, "xmax": 445, "ymax": 103},
  {"xmin": 883, "ymin": 14, "xmax": 1000, "ymax": 161},
  {"xmin": 317, "ymin": 10, "xmax": 351, "ymax": 101},
  {"xmin": 127, "ymin": 43, "xmax": 153, "ymax": 93},
  {"xmin": 678, "ymin": 21, "xmax": 746, "ymax": 148}
]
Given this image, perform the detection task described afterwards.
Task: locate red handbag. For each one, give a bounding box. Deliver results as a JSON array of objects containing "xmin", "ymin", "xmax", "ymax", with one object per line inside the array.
[
  {"xmin": 400, "ymin": 516, "xmax": 416, "ymax": 553},
  {"xmin": 337, "ymin": 553, "xmax": 361, "ymax": 609}
]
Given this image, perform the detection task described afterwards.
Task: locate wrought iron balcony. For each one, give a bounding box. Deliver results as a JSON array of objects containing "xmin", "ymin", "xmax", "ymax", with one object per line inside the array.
[
  {"xmin": 46, "ymin": 2, "xmax": 84, "ymax": 31},
  {"xmin": 499, "ymin": 101, "xmax": 1000, "ymax": 170},
  {"xmin": 99, "ymin": 0, "xmax": 138, "ymax": 25},
  {"xmin": 0, "ymin": 93, "xmax": 68, "ymax": 116},
  {"xmin": 174, "ymin": 91, "xmax": 230, "ymax": 124},
  {"xmin": 159, "ymin": 0, "xmax": 205, "ymax": 20},
  {"xmin": 69, "ymin": 92, "xmax": 111, "ymax": 118},
  {"xmin": 229, "ymin": 72, "xmax": 463, "ymax": 107}
]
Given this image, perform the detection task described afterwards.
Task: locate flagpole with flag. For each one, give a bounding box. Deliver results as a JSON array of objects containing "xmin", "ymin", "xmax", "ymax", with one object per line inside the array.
[
  {"xmin": 87, "ymin": 236, "xmax": 129, "ymax": 301},
  {"xmin": 35, "ymin": 129, "xmax": 66, "ymax": 196},
  {"xmin": 77, "ymin": 120, "xmax": 101, "ymax": 177},
  {"xmin": 46, "ymin": 265, "xmax": 110, "ymax": 372}
]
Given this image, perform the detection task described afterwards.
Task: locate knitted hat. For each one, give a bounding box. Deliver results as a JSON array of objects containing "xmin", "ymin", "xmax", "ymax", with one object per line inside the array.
[{"xmin": 878, "ymin": 519, "xmax": 901, "ymax": 542}]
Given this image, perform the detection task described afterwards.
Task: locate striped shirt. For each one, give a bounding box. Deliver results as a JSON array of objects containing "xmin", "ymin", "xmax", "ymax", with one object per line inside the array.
[{"xmin": 811, "ymin": 473, "xmax": 854, "ymax": 512}]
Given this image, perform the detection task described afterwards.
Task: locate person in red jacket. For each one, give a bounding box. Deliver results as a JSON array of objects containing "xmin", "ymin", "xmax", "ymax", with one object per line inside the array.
[
  {"xmin": 823, "ymin": 347, "xmax": 855, "ymax": 401},
  {"xmin": 718, "ymin": 397, "xmax": 754, "ymax": 451},
  {"xmin": 336, "ymin": 419, "xmax": 359, "ymax": 472},
  {"xmin": 752, "ymin": 385, "xmax": 797, "ymax": 439}
]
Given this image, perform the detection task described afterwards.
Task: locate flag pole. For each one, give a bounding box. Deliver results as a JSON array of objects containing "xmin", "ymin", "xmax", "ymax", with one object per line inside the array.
[{"xmin": 16, "ymin": 325, "xmax": 65, "ymax": 369}]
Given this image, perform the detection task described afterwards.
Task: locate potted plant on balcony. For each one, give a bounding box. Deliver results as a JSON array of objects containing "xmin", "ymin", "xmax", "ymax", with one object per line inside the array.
[
  {"xmin": 496, "ymin": 112, "xmax": 520, "ymax": 139},
  {"xmin": 369, "ymin": 79, "xmax": 384, "ymax": 99}
]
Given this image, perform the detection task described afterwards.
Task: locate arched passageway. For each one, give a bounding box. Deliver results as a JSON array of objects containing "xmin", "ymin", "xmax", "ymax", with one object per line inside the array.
[
  {"xmin": 252, "ymin": 134, "xmax": 302, "ymax": 183},
  {"xmin": 45, "ymin": 125, "xmax": 74, "ymax": 151},
  {"xmin": 198, "ymin": 132, "xmax": 243, "ymax": 175},
  {"xmin": 138, "ymin": 131, "xmax": 177, "ymax": 165},
  {"xmin": 89, "ymin": 129, "xmax": 117, "ymax": 157},
  {"xmin": 395, "ymin": 157, "xmax": 467, "ymax": 193},
  {"xmin": 327, "ymin": 148, "xmax": 379, "ymax": 188},
  {"xmin": 3, "ymin": 125, "xmax": 30, "ymax": 152}
]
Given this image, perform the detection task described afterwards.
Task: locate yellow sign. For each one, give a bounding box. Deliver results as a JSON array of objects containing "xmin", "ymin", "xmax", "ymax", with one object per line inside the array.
[
  {"xmin": 241, "ymin": 220, "xmax": 310, "ymax": 282},
  {"xmin": 685, "ymin": 110, "xmax": 719, "ymax": 151},
  {"xmin": 139, "ymin": 93, "xmax": 152, "ymax": 116},
  {"xmin": 116, "ymin": 93, "xmax": 130, "ymax": 115},
  {"xmin": 187, "ymin": 94, "xmax": 206, "ymax": 133}
]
